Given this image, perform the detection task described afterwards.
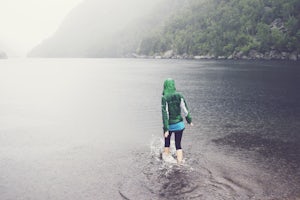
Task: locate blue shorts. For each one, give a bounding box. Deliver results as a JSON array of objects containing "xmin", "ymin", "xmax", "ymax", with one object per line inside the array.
[{"xmin": 169, "ymin": 121, "xmax": 185, "ymax": 132}]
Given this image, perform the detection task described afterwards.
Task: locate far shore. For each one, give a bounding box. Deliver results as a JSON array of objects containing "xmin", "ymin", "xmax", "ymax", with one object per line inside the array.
[{"xmin": 131, "ymin": 50, "xmax": 300, "ymax": 61}]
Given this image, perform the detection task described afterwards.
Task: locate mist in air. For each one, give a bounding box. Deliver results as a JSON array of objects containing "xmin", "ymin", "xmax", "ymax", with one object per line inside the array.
[
  {"xmin": 0, "ymin": 0, "xmax": 169, "ymax": 57},
  {"xmin": 1, "ymin": 0, "xmax": 300, "ymax": 199},
  {"xmin": 28, "ymin": 0, "xmax": 176, "ymax": 58}
]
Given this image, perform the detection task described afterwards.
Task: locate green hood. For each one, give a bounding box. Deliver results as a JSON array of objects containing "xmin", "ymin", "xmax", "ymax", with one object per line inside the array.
[{"xmin": 163, "ymin": 78, "xmax": 176, "ymax": 95}]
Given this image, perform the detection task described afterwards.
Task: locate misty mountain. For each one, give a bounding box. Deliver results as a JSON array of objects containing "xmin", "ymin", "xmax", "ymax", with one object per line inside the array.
[
  {"xmin": 0, "ymin": 41, "xmax": 15, "ymax": 58},
  {"xmin": 28, "ymin": 0, "xmax": 184, "ymax": 57},
  {"xmin": 29, "ymin": 0, "xmax": 300, "ymax": 59}
]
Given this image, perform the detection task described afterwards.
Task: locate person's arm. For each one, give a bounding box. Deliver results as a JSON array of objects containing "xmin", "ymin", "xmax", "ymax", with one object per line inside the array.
[
  {"xmin": 180, "ymin": 97, "xmax": 192, "ymax": 124},
  {"xmin": 161, "ymin": 96, "xmax": 169, "ymax": 132}
]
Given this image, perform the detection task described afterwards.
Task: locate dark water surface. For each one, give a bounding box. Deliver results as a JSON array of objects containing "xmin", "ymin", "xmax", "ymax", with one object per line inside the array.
[{"xmin": 0, "ymin": 59, "xmax": 300, "ymax": 199}]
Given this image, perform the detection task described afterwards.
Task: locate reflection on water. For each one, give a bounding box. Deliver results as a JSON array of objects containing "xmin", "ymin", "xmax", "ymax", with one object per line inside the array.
[{"xmin": 0, "ymin": 59, "xmax": 300, "ymax": 199}]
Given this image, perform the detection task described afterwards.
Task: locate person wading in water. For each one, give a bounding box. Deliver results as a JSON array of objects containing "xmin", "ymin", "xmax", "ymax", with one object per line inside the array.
[{"xmin": 161, "ymin": 78, "xmax": 193, "ymax": 164}]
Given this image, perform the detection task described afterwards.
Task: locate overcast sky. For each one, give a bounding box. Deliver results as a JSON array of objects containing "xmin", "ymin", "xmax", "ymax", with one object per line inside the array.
[{"xmin": 0, "ymin": 0, "xmax": 83, "ymax": 56}]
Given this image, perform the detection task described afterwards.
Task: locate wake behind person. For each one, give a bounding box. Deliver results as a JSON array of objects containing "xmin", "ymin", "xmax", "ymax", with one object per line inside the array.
[{"xmin": 161, "ymin": 78, "xmax": 193, "ymax": 164}]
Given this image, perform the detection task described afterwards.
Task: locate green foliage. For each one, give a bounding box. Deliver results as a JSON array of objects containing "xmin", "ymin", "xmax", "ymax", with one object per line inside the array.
[
  {"xmin": 271, "ymin": 28, "xmax": 287, "ymax": 50},
  {"xmin": 137, "ymin": 0, "xmax": 300, "ymax": 57},
  {"xmin": 256, "ymin": 22, "xmax": 272, "ymax": 51}
]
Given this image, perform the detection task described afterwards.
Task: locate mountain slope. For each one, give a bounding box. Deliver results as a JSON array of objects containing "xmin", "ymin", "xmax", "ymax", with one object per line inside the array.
[
  {"xmin": 28, "ymin": 0, "xmax": 180, "ymax": 57},
  {"xmin": 29, "ymin": 0, "xmax": 300, "ymax": 59},
  {"xmin": 138, "ymin": 0, "xmax": 300, "ymax": 59}
]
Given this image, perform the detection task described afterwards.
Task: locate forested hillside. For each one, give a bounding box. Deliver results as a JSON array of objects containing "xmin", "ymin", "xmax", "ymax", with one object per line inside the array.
[
  {"xmin": 29, "ymin": 0, "xmax": 300, "ymax": 60},
  {"xmin": 138, "ymin": 0, "xmax": 300, "ymax": 60}
]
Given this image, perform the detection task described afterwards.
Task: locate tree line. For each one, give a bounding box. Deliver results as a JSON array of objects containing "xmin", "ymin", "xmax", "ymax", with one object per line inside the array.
[{"xmin": 137, "ymin": 0, "xmax": 300, "ymax": 57}]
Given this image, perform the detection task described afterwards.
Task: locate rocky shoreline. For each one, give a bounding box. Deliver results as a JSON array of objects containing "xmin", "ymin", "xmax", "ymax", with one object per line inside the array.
[{"xmin": 132, "ymin": 49, "xmax": 300, "ymax": 61}]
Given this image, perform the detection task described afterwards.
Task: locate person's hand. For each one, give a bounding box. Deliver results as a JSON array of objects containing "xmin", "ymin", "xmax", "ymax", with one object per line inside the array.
[
  {"xmin": 190, "ymin": 123, "xmax": 194, "ymax": 127},
  {"xmin": 164, "ymin": 131, "xmax": 169, "ymax": 138}
]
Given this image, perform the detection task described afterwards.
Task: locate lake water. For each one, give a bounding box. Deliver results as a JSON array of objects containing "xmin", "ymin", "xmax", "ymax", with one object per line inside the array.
[{"xmin": 0, "ymin": 58, "xmax": 300, "ymax": 200}]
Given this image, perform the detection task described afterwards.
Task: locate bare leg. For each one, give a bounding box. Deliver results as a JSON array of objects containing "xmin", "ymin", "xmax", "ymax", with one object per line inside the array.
[
  {"xmin": 176, "ymin": 149, "xmax": 183, "ymax": 164},
  {"xmin": 164, "ymin": 147, "xmax": 170, "ymax": 155}
]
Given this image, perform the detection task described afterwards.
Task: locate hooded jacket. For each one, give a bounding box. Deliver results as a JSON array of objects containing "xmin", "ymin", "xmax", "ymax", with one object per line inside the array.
[{"xmin": 161, "ymin": 78, "xmax": 192, "ymax": 132}]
